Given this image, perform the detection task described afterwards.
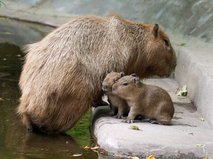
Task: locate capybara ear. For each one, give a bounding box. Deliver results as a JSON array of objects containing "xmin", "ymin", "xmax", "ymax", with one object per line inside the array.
[
  {"xmin": 152, "ymin": 24, "xmax": 159, "ymax": 38},
  {"xmin": 131, "ymin": 73, "xmax": 137, "ymax": 77},
  {"xmin": 133, "ymin": 77, "xmax": 140, "ymax": 85},
  {"xmin": 120, "ymin": 72, "xmax": 125, "ymax": 77}
]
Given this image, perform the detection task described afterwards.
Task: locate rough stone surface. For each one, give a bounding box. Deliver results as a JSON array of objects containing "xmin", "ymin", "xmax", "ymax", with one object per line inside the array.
[
  {"xmin": 94, "ymin": 78, "xmax": 213, "ymax": 159},
  {"xmin": 0, "ymin": 18, "xmax": 53, "ymax": 46},
  {"xmin": 0, "ymin": 0, "xmax": 213, "ymax": 43},
  {"xmin": 175, "ymin": 40, "xmax": 213, "ymax": 127}
]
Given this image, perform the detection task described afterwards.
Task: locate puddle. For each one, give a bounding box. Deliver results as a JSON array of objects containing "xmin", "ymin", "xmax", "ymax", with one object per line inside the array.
[{"xmin": 0, "ymin": 18, "xmax": 98, "ymax": 159}]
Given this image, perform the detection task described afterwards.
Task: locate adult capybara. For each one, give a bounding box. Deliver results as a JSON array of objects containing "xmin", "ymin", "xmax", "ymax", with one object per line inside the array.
[
  {"xmin": 18, "ymin": 14, "xmax": 176, "ymax": 134},
  {"xmin": 102, "ymin": 72, "xmax": 129, "ymax": 118},
  {"xmin": 112, "ymin": 75, "xmax": 175, "ymax": 125}
]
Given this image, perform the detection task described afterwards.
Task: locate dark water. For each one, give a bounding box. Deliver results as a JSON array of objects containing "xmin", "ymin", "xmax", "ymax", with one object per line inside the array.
[{"xmin": 0, "ymin": 19, "xmax": 98, "ymax": 159}]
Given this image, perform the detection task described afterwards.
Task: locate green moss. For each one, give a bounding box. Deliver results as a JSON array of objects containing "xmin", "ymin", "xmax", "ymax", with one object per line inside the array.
[{"xmin": 66, "ymin": 109, "xmax": 92, "ymax": 146}]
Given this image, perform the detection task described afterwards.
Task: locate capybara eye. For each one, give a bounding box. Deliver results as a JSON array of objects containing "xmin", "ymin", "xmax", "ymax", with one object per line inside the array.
[
  {"xmin": 164, "ymin": 39, "xmax": 169, "ymax": 47},
  {"xmin": 123, "ymin": 83, "xmax": 128, "ymax": 86},
  {"xmin": 131, "ymin": 73, "xmax": 137, "ymax": 77},
  {"xmin": 120, "ymin": 72, "xmax": 125, "ymax": 77}
]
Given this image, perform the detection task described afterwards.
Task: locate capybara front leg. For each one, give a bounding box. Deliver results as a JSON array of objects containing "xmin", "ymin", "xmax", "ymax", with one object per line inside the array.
[
  {"xmin": 125, "ymin": 107, "xmax": 137, "ymax": 123},
  {"xmin": 115, "ymin": 106, "xmax": 125, "ymax": 119}
]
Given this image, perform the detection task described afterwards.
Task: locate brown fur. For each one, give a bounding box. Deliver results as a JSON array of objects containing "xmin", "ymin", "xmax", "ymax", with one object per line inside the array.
[
  {"xmin": 18, "ymin": 14, "xmax": 176, "ymax": 133},
  {"xmin": 112, "ymin": 75, "xmax": 174, "ymax": 125},
  {"xmin": 102, "ymin": 72, "xmax": 129, "ymax": 118}
]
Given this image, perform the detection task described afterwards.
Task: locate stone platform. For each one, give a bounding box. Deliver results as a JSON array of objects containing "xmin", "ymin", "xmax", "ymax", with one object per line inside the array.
[{"xmin": 93, "ymin": 78, "xmax": 213, "ymax": 159}]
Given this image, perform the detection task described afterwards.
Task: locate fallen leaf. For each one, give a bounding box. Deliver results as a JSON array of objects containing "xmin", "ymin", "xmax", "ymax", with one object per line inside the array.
[
  {"xmin": 129, "ymin": 125, "xmax": 140, "ymax": 130},
  {"xmin": 147, "ymin": 154, "xmax": 156, "ymax": 159},
  {"xmin": 176, "ymin": 85, "xmax": 187, "ymax": 96},
  {"xmin": 90, "ymin": 146, "xmax": 99, "ymax": 150},
  {"xmin": 0, "ymin": 98, "xmax": 4, "ymax": 101},
  {"xmin": 196, "ymin": 144, "xmax": 204, "ymax": 147},
  {"xmin": 4, "ymin": 32, "xmax": 12, "ymax": 35},
  {"xmin": 199, "ymin": 117, "xmax": 205, "ymax": 122},
  {"xmin": 129, "ymin": 156, "xmax": 140, "ymax": 159},
  {"xmin": 83, "ymin": 145, "xmax": 90, "ymax": 150},
  {"xmin": 178, "ymin": 43, "xmax": 186, "ymax": 46},
  {"xmin": 72, "ymin": 153, "xmax": 82, "ymax": 157}
]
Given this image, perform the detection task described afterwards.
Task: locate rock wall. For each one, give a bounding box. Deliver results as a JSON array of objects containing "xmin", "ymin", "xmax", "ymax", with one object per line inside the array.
[{"xmin": 1, "ymin": 0, "xmax": 213, "ymax": 43}]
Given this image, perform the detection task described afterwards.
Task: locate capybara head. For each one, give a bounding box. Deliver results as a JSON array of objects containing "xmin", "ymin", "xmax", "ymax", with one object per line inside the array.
[
  {"xmin": 112, "ymin": 74, "xmax": 141, "ymax": 98},
  {"xmin": 127, "ymin": 23, "xmax": 177, "ymax": 78},
  {"xmin": 102, "ymin": 72, "xmax": 125, "ymax": 92}
]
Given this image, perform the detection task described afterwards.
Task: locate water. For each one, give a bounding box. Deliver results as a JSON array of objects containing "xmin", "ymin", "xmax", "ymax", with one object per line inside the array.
[{"xmin": 0, "ymin": 19, "xmax": 98, "ymax": 159}]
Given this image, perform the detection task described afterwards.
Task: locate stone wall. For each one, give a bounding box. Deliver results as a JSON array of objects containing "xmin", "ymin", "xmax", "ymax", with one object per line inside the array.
[{"xmin": 1, "ymin": 0, "xmax": 213, "ymax": 43}]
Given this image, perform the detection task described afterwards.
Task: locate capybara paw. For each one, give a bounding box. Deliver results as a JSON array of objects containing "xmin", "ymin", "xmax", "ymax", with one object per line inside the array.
[
  {"xmin": 118, "ymin": 115, "xmax": 126, "ymax": 119},
  {"xmin": 113, "ymin": 115, "xmax": 121, "ymax": 119},
  {"xmin": 122, "ymin": 119, "xmax": 134, "ymax": 123},
  {"xmin": 150, "ymin": 120, "xmax": 160, "ymax": 124},
  {"xmin": 115, "ymin": 115, "xmax": 123, "ymax": 119}
]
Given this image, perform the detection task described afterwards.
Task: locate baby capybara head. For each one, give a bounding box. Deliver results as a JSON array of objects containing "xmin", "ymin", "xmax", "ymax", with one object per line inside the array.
[
  {"xmin": 102, "ymin": 72, "xmax": 125, "ymax": 92},
  {"xmin": 128, "ymin": 24, "xmax": 177, "ymax": 78},
  {"xmin": 112, "ymin": 74, "xmax": 141, "ymax": 98}
]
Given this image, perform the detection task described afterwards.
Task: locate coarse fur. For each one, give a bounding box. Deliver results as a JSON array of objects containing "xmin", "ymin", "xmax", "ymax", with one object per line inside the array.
[
  {"xmin": 18, "ymin": 14, "xmax": 176, "ymax": 134},
  {"xmin": 112, "ymin": 75, "xmax": 174, "ymax": 124},
  {"xmin": 102, "ymin": 72, "xmax": 129, "ymax": 118}
]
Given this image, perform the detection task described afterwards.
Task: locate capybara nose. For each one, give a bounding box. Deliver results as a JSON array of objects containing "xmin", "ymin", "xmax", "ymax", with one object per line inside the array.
[{"xmin": 102, "ymin": 85, "xmax": 108, "ymax": 91}]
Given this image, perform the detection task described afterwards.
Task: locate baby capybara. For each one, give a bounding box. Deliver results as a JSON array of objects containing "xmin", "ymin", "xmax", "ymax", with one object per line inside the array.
[
  {"xmin": 112, "ymin": 74, "xmax": 174, "ymax": 125},
  {"xmin": 102, "ymin": 72, "xmax": 129, "ymax": 118},
  {"xmin": 18, "ymin": 14, "xmax": 176, "ymax": 133}
]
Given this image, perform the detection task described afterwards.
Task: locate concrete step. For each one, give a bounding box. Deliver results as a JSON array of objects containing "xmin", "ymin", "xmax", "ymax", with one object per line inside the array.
[
  {"xmin": 93, "ymin": 78, "xmax": 213, "ymax": 159},
  {"xmin": 175, "ymin": 40, "xmax": 213, "ymax": 127}
]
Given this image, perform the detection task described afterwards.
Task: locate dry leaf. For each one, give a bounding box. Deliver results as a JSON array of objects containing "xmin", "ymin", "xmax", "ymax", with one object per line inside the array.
[
  {"xmin": 4, "ymin": 32, "xmax": 12, "ymax": 35},
  {"xmin": 196, "ymin": 144, "xmax": 204, "ymax": 147},
  {"xmin": 176, "ymin": 85, "xmax": 187, "ymax": 96},
  {"xmin": 83, "ymin": 145, "xmax": 90, "ymax": 150},
  {"xmin": 199, "ymin": 117, "xmax": 205, "ymax": 122},
  {"xmin": 129, "ymin": 156, "xmax": 139, "ymax": 159},
  {"xmin": 147, "ymin": 154, "xmax": 156, "ymax": 159},
  {"xmin": 0, "ymin": 98, "xmax": 4, "ymax": 101},
  {"xmin": 72, "ymin": 153, "xmax": 82, "ymax": 157},
  {"xmin": 178, "ymin": 43, "xmax": 186, "ymax": 46},
  {"xmin": 90, "ymin": 146, "xmax": 99, "ymax": 150},
  {"xmin": 129, "ymin": 125, "xmax": 140, "ymax": 130}
]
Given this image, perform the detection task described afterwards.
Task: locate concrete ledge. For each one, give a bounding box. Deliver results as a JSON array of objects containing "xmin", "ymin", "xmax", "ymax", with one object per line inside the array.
[
  {"xmin": 175, "ymin": 42, "xmax": 213, "ymax": 127},
  {"xmin": 94, "ymin": 78, "xmax": 213, "ymax": 158}
]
